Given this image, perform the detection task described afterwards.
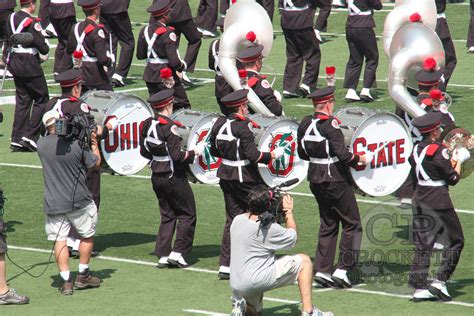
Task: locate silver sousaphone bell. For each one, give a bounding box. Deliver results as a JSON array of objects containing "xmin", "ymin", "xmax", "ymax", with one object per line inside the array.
[{"xmin": 441, "ymin": 127, "xmax": 474, "ymax": 179}]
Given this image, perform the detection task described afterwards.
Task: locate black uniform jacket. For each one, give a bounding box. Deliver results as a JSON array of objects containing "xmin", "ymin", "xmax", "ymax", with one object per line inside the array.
[
  {"xmin": 297, "ymin": 112, "xmax": 359, "ymax": 184},
  {"xmin": 136, "ymin": 21, "xmax": 186, "ymax": 83},
  {"xmin": 209, "ymin": 113, "xmax": 272, "ymax": 183},
  {"xmin": 279, "ymin": 0, "xmax": 316, "ymax": 30},
  {"xmin": 140, "ymin": 114, "xmax": 196, "ymax": 176},
  {"xmin": 246, "ymin": 70, "xmax": 282, "ymax": 117},
  {"xmin": 5, "ymin": 10, "xmax": 49, "ymax": 77},
  {"xmin": 409, "ymin": 139, "xmax": 459, "ymax": 209},
  {"xmin": 346, "ymin": 0, "xmax": 382, "ymax": 28}
]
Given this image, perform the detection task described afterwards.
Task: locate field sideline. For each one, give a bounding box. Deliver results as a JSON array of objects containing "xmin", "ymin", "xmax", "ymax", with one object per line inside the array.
[{"xmin": 0, "ymin": 1, "xmax": 474, "ymax": 315}]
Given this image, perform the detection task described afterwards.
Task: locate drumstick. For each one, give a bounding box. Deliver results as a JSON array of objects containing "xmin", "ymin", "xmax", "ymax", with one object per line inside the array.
[{"xmin": 118, "ymin": 103, "xmax": 143, "ymax": 121}]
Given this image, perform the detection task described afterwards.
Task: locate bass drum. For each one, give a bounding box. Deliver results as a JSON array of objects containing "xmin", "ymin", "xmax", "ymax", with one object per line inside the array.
[
  {"xmin": 250, "ymin": 114, "xmax": 308, "ymax": 191},
  {"xmin": 81, "ymin": 90, "xmax": 153, "ymax": 175},
  {"xmin": 336, "ymin": 107, "xmax": 413, "ymax": 197},
  {"xmin": 171, "ymin": 109, "xmax": 222, "ymax": 184}
]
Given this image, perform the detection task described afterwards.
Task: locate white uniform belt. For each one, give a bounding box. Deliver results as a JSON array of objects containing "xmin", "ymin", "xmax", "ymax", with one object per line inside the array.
[
  {"xmin": 147, "ymin": 57, "xmax": 169, "ymax": 64},
  {"xmin": 82, "ymin": 56, "xmax": 98, "ymax": 62},
  {"xmin": 437, "ymin": 12, "xmax": 446, "ymax": 19},
  {"xmin": 11, "ymin": 47, "xmax": 38, "ymax": 54},
  {"xmin": 349, "ymin": 10, "xmax": 372, "ymax": 16},
  {"xmin": 280, "ymin": 4, "xmax": 309, "ymax": 12},
  {"xmin": 152, "ymin": 155, "xmax": 171, "ymax": 162},
  {"xmin": 310, "ymin": 157, "xmax": 339, "ymax": 164},
  {"xmin": 222, "ymin": 159, "xmax": 250, "ymax": 167},
  {"xmin": 50, "ymin": 0, "xmax": 73, "ymax": 3},
  {"xmin": 418, "ymin": 179, "xmax": 446, "ymax": 187}
]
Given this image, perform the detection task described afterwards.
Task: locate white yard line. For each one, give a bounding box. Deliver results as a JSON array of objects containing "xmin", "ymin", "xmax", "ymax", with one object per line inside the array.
[
  {"xmin": 183, "ymin": 310, "xmax": 227, "ymax": 316},
  {"xmin": 1, "ymin": 162, "xmax": 473, "ymax": 215},
  {"xmin": 7, "ymin": 245, "xmax": 474, "ymax": 308}
]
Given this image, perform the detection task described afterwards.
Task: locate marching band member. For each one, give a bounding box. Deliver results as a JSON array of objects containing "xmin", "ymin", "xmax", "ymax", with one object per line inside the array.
[
  {"xmin": 236, "ymin": 44, "xmax": 283, "ymax": 116},
  {"xmin": 140, "ymin": 89, "xmax": 206, "ymax": 269},
  {"xmin": 468, "ymin": 0, "xmax": 474, "ymax": 53},
  {"xmin": 209, "ymin": 89, "xmax": 284, "ymax": 280},
  {"xmin": 408, "ymin": 111, "xmax": 469, "ymax": 302},
  {"xmin": 137, "ymin": 0, "xmax": 190, "ymax": 110},
  {"xmin": 314, "ymin": 0, "xmax": 332, "ymax": 43},
  {"xmin": 297, "ymin": 87, "xmax": 371, "ymax": 289},
  {"xmin": 343, "ymin": 0, "xmax": 382, "ymax": 102},
  {"xmin": 49, "ymin": 0, "xmax": 76, "ymax": 74},
  {"xmin": 195, "ymin": 0, "xmax": 218, "ymax": 38},
  {"xmin": 427, "ymin": 89, "xmax": 455, "ymax": 129},
  {"xmin": 435, "ymin": 0, "xmax": 456, "ymax": 90}
]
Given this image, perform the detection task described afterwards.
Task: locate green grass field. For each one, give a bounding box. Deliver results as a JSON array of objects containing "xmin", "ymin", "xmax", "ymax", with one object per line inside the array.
[{"xmin": 0, "ymin": 1, "xmax": 473, "ymax": 315}]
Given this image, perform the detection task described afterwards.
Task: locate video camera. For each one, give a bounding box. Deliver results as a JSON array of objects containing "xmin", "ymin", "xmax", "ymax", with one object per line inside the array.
[
  {"xmin": 55, "ymin": 113, "xmax": 97, "ymax": 147},
  {"xmin": 258, "ymin": 178, "xmax": 299, "ymax": 227}
]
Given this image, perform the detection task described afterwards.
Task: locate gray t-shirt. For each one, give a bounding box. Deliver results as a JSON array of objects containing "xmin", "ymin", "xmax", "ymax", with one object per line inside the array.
[
  {"xmin": 37, "ymin": 135, "xmax": 98, "ymax": 215},
  {"xmin": 230, "ymin": 213, "xmax": 297, "ymax": 295}
]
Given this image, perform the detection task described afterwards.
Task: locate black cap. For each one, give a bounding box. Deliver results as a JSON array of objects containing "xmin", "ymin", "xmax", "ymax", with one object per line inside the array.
[
  {"xmin": 307, "ymin": 86, "xmax": 335, "ymax": 104},
  {"xmin": 55, "ymin": 69, "xmax": 83, "ymax": 88},
  {"xmin": 216, "ymin": 17, "xmax": 225, "ymax": 28},
  {"xmin": 220, "ymin": 89, "xmax": 249, "ymax": 107},
  {"xmin": 412, "ymin": 111, "xmax": 442, "ymax": 134},
  {"xmin": 237, "ymin": 45, "xmax": 264, "ymax": 63},
  {"xmin": 148, "ymin": 89, "xmax": 174, "ymax": 109},
  {"xmin": 77, "ymin": 0, "xmax": 100, "ymax": 9},
  {"xmin": 147, "ymin": 0, "xmax": 171, "ymax": 17},
  {"xmin": 415, "ymin": 57, "xmax": 443, "ymax": 86}
]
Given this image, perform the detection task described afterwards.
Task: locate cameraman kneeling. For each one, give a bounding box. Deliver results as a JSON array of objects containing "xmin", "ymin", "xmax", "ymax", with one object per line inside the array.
[
  {"xmin": 229, "ymin": 189, "xmax": 333, "ymax": 316},
  {"xmin": 37, "ymin": 111, "xmax": 101, "ymax": 295}
]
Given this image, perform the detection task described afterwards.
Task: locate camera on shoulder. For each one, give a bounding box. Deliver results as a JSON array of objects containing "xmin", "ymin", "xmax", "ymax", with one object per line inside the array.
[{"xmin": 55, "ymin": 113, "xmax": 97, "ymax": 147}]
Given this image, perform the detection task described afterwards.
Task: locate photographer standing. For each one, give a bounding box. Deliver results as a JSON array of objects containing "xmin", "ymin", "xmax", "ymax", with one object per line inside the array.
[
  {"xmin": 229, "ymin": 189, "xmax": 333, "ymax": 316},
  {"xmin": 37, "ymin": 111, "xmax": 102, "ymax": 295}
]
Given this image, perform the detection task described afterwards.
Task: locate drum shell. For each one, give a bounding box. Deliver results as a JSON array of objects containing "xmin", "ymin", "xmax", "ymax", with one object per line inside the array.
[
  {"xmin": 171, "ymin": 110, "xmax": 223, "ymax": 184},
  {"xmin": 80, "ymin": 90, "xmax": 153, "ymax": 175},
  {"xmin": 335, "ymin": 107, "xmax": 413, "ymax": 197},
  {"xmin": 249, "ymin": 114, "xmax": 308, "ymax": 190}
]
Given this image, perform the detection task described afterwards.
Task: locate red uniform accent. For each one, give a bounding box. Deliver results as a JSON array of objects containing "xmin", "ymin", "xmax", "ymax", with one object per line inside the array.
[
  {"xmin": 169, "ymin": 26, "xmax": 175, "ymax": 31},
  {"xmin": 84, "ymin": 24, "xmax": 96, "ymax": 34},
  {"xmin": 70, "ymin": 96, "xmax": 78, "ymax": 102},
  {"xmin": 23, "ymin": 18, "xmax": 33, "ymax": 28},
  {"xmin": 155, "ymin": 27, "xmax": 167, "ymax": 36},
  {"xmin": 157, "ymin": 117, "xmax": 169, "ymax": 125},
  {"xmin": 426, "ymin": 144, "xmax": 440, "ymax": 156},
  {"xmin": 247, "ymin": 77, "xmax": 259, "ymax": 88},
  {"xmin": 98, "ymin": 24, "xmax": 105, "ymax": 28},
  {"xmin": 173, "ymin": 120, "xmax": 183, "ymax": 127},
  {"xmin": 234, "ymin": 113, "xmax": 246, "ymax": 121}
]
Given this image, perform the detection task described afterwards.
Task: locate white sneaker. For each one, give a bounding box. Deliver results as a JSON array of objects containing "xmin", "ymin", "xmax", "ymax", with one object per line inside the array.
[
  {"xmin": 167, "ymin": 251, "xmax": 189, "ymax": 268},
  {"xmin": 157, "ymin": 256, "xmax": 169, "ymax": 269},
  {"xmin": 412, "ymin": 289, "xmax": 436, "ymax": 301},
  {"xmin": 299, "ymin": 83, "xmax": 311, "ymax": 96},
  {"xmin": 331, "ymin": 268, "xmax": 352, "ymax": 288},
  {"xmin": 111, "ymin": 73, "xmax": 125, "ymax": 87},
  {"xmin": 302, "ymin": 307, "xmax": 334, "ymax": 316},
  {"xmin": 314, "ymin": 272, "xmax": 334, "ymax": 288},
  {"xmin": 230, "ymin": 296, "xmax": 246, "ymax": 316},
  {"xmin": 468, "ymin": 46, "xmax": 474, "ymax": 53},
  {"xmin": 360, "ymin": 88, "xmax": 374, "ymax": 102},
  {"xmin": 345, "ymin": 89, "xmax": 361, "ymax": 101},
  {"xmin": 0, "ymin": 69, "xmax": 13, "ymax": 78},
  {"xmin": 399, "ymin": 198, "xmax": 412, "ymax": 209},
  {"xmin": 45, "ymin": 23, "xmax": 58, "ymax": 37},
  {"xmin": 181, "ymin": 72, "xmax": 192, "ymax": 85},
  {"xmin": 428, "ymin": 279, "xmax": 452, "ymax": 301},
  {"xmin": 218, "ymin": 265, "xmax": 230, "ymax": 280}
]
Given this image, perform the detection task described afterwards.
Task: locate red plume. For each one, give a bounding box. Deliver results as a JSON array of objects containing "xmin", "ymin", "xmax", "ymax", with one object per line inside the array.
[
  {"xmin": 238, "ymin": 69, "xmax": 247, "ymax": 78},
  {"xmin": 325, "ymin": 66, "xmax": 336, "ymax": 75},
  {"xmin": 409, "ymin": 13, "xmax": 421, "ymax": 23},
  {"xmin": 160, "ymin": 68, "xmax": 173, "ymax": 79},
  {"xmin": 429, "ymin": 89, "xmax": 444, "ymax": 101},
  {"xmin": 423, "ymin": 57, "xmax": 437, "ymax": 71},
  {"xmin": 246, "ymin": 31, "xmax": 256, "ymax": 43},
  {"xmin": 73, "ymin": 50, "xmax": 83, "ymax": 59}
]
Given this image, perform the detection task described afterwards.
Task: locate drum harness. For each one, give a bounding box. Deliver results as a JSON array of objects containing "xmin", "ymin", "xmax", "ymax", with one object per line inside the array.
[
  {"xmin": 301, "ymin": 118, "xmax": 339, "ymax": 177},
  {"xmin": 216, "ymin": 119, "xmax": 250, "ymax": 183},
  {"xmin": 74, "ymin": 22, "xmax": 99, "ymax": 62},
  {"xmin": 144, "ymin": 120, "xmax": 175, "ymax": 178},
  {"xmin": 9, "ymin": 13, "xmax": 38, "ymax": 55},
  {"xmin": 413, "ymin": 144, "xmax": 446, "ymax": 187}
]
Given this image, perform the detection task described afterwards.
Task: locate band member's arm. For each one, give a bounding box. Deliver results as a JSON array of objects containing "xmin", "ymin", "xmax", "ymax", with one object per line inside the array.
[
  {"xmin": 325, "ymin": 122, "xmax": 360, "ymax": 167},
  {"xmin": 87, "ymin": 132, "xmax": 101, "ymax": 171},
  {"xmin": 93, "ymin": 30, "xmax": 112, "ymax": 67},
  {"xmin": 239, "ymin": 121, "xmax": 272, "ymax": 164},
  {"xmin": 369, "ymin": 0, "xmax": 383, "ymax": 10},
  {"xmin": 32, "ymin": 20, "xmax": 49, "ymax": 55},
  {"xmin": 139, "ymin": 118, "xmax": 153, "ymax": 160},
  {"xmin": 166, "ymin": 125, "xmax": 195, "ymax": 164},
  {"xmin": 253, "ymin": 82, "xmax": 282, "ymax": 116},
  {"xmin": 136, "ymin": 28, "xmax": 147, "ymax": 60},
  {"xmin": 209, "ymin": 118, "xmax": 224, "ymax": 158},
  {"xmin": 435, "ymin": 148, "xmax": 460, "ymax": 185},
  {"xmin": 296, "ymin": 119, "xmax": 310, "ymax": 161},
  {"xmin": 163, "ymin": 31, "xmax": 186, "ymax": 72}
]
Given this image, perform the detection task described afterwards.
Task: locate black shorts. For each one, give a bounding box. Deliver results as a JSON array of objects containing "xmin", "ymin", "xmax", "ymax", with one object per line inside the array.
[{"xmin": 0, "ymin": 219, "xmax": 7, "ymax": 254}]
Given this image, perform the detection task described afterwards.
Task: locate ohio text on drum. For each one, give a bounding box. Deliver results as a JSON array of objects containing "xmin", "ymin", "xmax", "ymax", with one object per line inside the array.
[
  {"xmin": 249, "ymin": 114, "xmax": 308, "ymax": 191},
  {"xmin": 336, "ymin": 107, "xmax": 413, "ymax": 196},
  {"xmin": 81, "ymin": 90, "xmax": 153, "ymax": 175},
  {"xmin": 171, "ymin": 109, "xmax": 223, "ymax": 184}
]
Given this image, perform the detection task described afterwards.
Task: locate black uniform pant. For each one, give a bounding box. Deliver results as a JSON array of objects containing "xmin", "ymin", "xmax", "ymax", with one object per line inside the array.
[
  {"xmin": 310, "ymin": 181, "xmax": 362, "ymax": 274},
  {"xmin": 219, "ymin": 180, "xmax": 260, "ymax": 267},
  {"xmin": 468, "ymin": 0, "xmax": 474, "ymax": 47},
  {"xmin": 343, "ymin": 27, "xmax": 378, "ymax": 90},
  {"xmin": 195, "ymin": 0, "xmax": 218, "ymax": 33},
  {"xmin": 39, "ymin": 0, "xmax": 51, "ymax": 29},
  {"xmin": 146, "ymin": 78, "xmax": 191, "ymax": 111},
  {"xmin": 215, "ymin": 75, "xmax": 234, "ymax": 116},
  {"xmin": 282, "ymin": 27, "xmax": 321, "ymax": 92},
  {"xmin": 51, "ymin": 16, "xmax": 76, "ymax": 73},
  {"xmin": 168, "ymin": 19, "xmax": 202, "ymax": 73},
  {"xmin": 409, "ymin": 206, "xmax": 464, "ymax": 288},
  {"xmin": 0, "ymin": 219, "xmax": 7, "ymax": 254},
  {"xmin": 314, "ymin": 0, "xmax": 332, "ymax": 32},
  {"xmin": 220, "ymin": 0, "xmax": 229, "ymax": 16},
  {"xmin": 436, "ymin": 18, "xmax": 457, "ymax": 88},
  {"xmin": 100, "ymin": 12, "xmax": 135, "ymax": 79},
  {"xmin": 11, "ymin": 75, "xmax": 49, "ymax": 144},
  {"xmin": 0, "ymin": 10, "xmax": 13, "ymax": 40},
  {"xmin": 152, "ymin": 173, "xmax": 197, "ymax": 257},
  {"xmin": 257, "ymin": 0, "xmax": 275, "ymax": 22}
]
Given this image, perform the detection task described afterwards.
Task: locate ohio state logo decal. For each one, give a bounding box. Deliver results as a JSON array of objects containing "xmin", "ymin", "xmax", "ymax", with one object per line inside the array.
[
  {"xmin": 267, "ymin": 133, "xmax": 296, "ymax": 177},
  {"xmin": 196, "ymin": 129, "xmax": 221, "ymax": 171}
]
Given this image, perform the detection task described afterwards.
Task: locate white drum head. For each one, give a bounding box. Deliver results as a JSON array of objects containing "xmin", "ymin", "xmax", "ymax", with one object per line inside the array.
[
  {"xmin": 350, "ymin": 112, "xmax": 413, "ymax": 196},
  {"xmin": 252, "ymin": 116, "xmax": 308, "ymax": 190}
]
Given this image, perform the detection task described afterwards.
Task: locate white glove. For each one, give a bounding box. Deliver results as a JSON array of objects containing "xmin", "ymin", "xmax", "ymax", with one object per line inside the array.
[
  {"xmin": 39, "ymin": 53, "xmax": 49, "ymax": 63},
  {"xmin": 272, "ymin": 146, "xmax": 285, "ymax": 159},
  {"xmin": 274, "ymin": 90, "xmax": 282, "ymax": 102},
  {"xmin": 455, "ymin": 148, "xmax": 471, "ymax": 163},
  {"xmin": 106, "ymin": 117, "xmax": 120, "ymax": 130},
  {"xmin": 363, "ymin": 152, "xmax": 374, "ymax": 165},
  {"xmin": 194, "ymin": 141, "xmax": 207, "ymax": 156},
  {"xmin": 107, "ymin": 51, "xmax": 115, "ymax": 63}
]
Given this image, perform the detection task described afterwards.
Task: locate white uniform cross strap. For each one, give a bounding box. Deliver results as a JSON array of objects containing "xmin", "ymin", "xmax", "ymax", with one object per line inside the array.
[
  {"xmin": 405, "ymin": 112, "xmax": 422, "ymax": 143},
  {"xmin": 74, "ymin": 22, "xmax": 97, "ymax": 62},
  {"xmin": 413, "ymin": 144, "xmax": 447, "ymax": 187},
  {"xmin": 281, "ymin": 0, "xmax": 309, "ymax": 11},
  {"xmin": 144, "ymin": 25, "xmax": 169, "ymax": 64},
  {"xmin": 145, "ymin": 121, "xmax": 174, "ymax": 177},
  {"xmin": 9, "ymin": 13, "xmax": 39, "ymax": 54},
  {"xmin": 51, "ymin": 98, "xmax": 69, "ymax": 118},
  {"xmin": 302, "ymin": 118, "xmax": 338, "ymax": 177},
  {"xmin": 216, "ymin": 119, "xmax": 248, "ymax": 182},
  {"xmin": 348, "ymin": 0, "xmax": 372, "ymax": 16}
]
